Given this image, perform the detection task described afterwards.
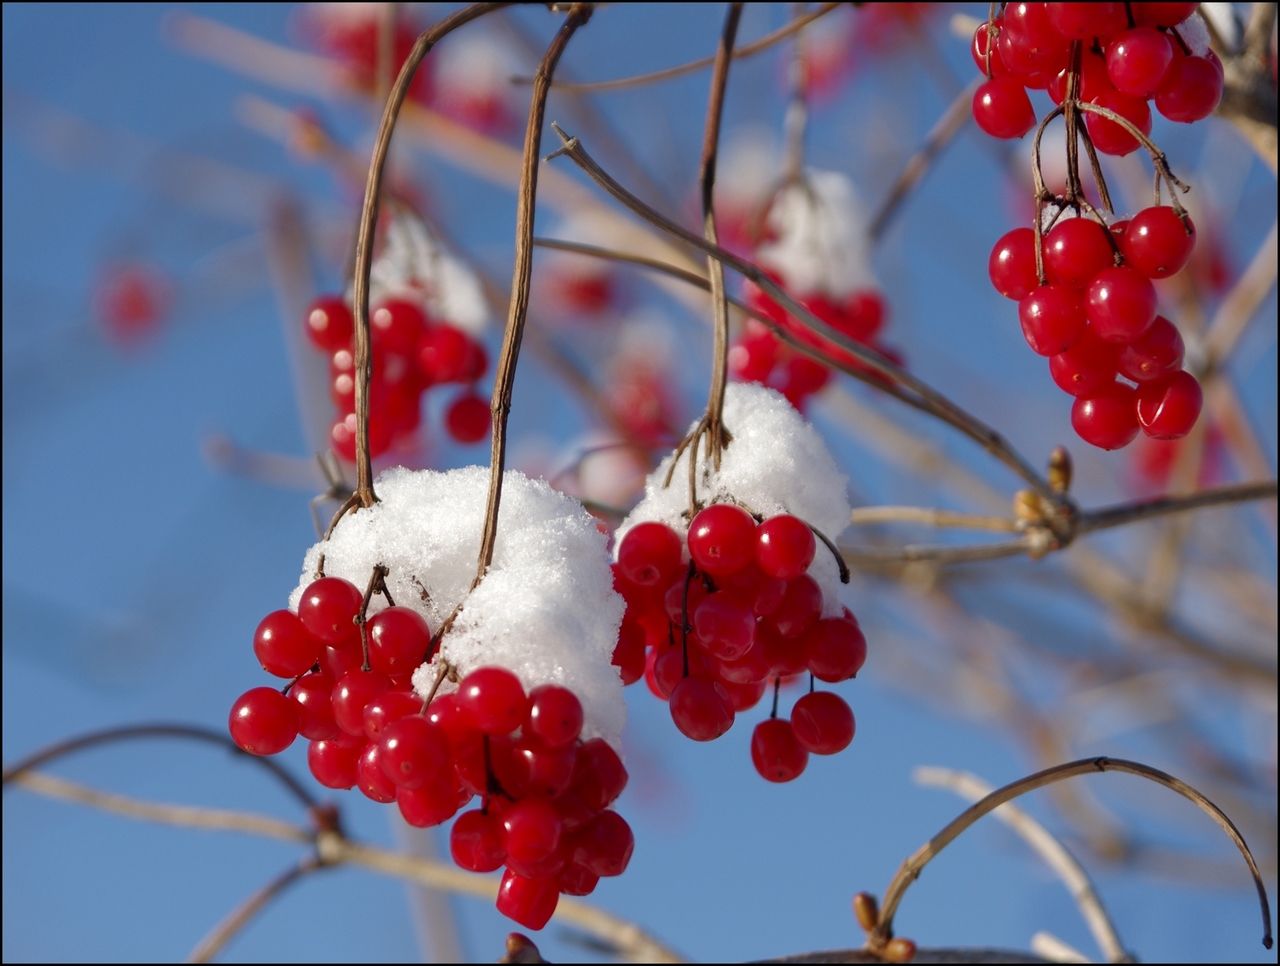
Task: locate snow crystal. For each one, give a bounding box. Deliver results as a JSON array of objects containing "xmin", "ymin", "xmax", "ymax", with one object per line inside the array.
[
  {"xmin": 755, "ymin": 168, "xmax": 876, "ymax": 299},
  {"xmin": 434, "ymin": 32, "xmax": 523, "ymax": 97},
  {"xmin": 1177, "ymin": 11, "xmax": 1214, "ymax": 58},
  {"xmin": 362, "ymin": 212, "xmax": 489, "ymax": 336},
  {"xmin": 290, "ymin": 466, "xmax": 626, "ymax": 746},
  {"xmin": 617, "ymin": 382, "xmax": 852, "ymax": 615}
]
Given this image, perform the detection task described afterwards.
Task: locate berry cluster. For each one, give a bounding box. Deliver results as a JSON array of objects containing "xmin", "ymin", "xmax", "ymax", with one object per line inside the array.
[
  {"xmin": 304, "ymin": 292, "xmax": 491, "ymax": 460},
  {"xmin": 971, "ymin": 3, "xmax": 1223, "ymax": 144},
  {"xmin": 229, "ymin": 574, "xmax": 633, "ymax": 931},
  {"xmin": 989, "ymin": 206, "xmax": 1203, "ymax": 450},
  {"xmin": 611, "ymin": 505, "xmax": 863, "ymax": 783},
  {"xmin": 731, "ymin": 279, "xmax": 895, "ymax": 411}
]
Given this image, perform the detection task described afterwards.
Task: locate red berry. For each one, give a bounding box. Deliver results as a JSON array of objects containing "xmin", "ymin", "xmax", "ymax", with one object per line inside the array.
[
  {"xmin": 418, "ymin": 324, "xmax": 485, "ymax": 383},
  {"xmin": 750, "ymin": 718, "xmax": 808, "ymax": 783},
  {"xmin": 502, "ymin": 798, "xmax": 565, "ymax": 873},
  {"xmin": 367, "ymin": 607, "xmax": 433, "ymax": 676},
  {"xmin": 1155, "ymin": 52, "xmax": 1224, "ymax": 123},
  {"xmin": 304, "ymin": 296, "xmax": 354, "ymax": 352},
  {"xmin": 687, "ymin": 503, "xmax": 757, "ymax": 576},
  {"xmin": 988, "ymin": 227, "xmax": 1040, "ymax": 300},
  {"xmin": 572, "ymin": 810, "xmax": 634, "ymax": 877},
  {"xmin": 229, "ymin": 687, "xmax": 299, "ymax": 756},
  {"xmin": 1072, "ymin": 383, "xmax": 1141, "ymax": 449},
  {"xmin": 1085, "ymin": 90, "xmax": 1152, "ymax": 156},
  {"xmin": 307, "ymin": 733, "xmax": 362, "ymax": 789},
  {"xmin": 804, "ymin": 617, "xmax": 868, "ymax": 682},
  {"xmin": 972, "ymin": 77, "xmax": 1036, "ymax": 139},
  {"xmin": 370, "ymin": 298, "xmax": 427, "ymax": 356},
  {"xmin": 451, "ymin": 809, "xmax": 506, "ymax": 872},
  {"xmin": 290, "ymin": 671, "xmax": 340, "ymax": 740},
  {"xmin": 770, "ymin": 574, "xmax": 824, "ymax": 638},
  {"xmin": 791, "ymin": 691, "xmax": 856, "ymax": 754},
  {"xmin": 1002, "ymin": 3, "xmax": 1072, "ymax": 68},
  {"xmin": 397, "ymin": 782, "xmax": 464, "ymax": 828},
  {"xmin": 755, "ymin": 515, "xmax": 817, "ymax": 579},
  {"xmin": 1045, "ymin": 2, "xmax": 1127, "ymax": 40},
  {"xmin": 1136, "ymin": 370, "xmax": 1202, "ymax": 439},
  {"xmin": 568, "ymin": 738, "xmax": 628, "ymax": 810},
  {"xmin": 729, "ymin": 327, "xmax": 781, "ymax": 382},
  {"xmin": 1043, "ymin": 218, "xmax": 1116, "ymax": 288},
  {"xmin": 1118, "ymin": 315, "xmax": 1185, "ymax": 382},
  {"xmin": 508, "ymin": 735, "xmax": 577, "ymax": 798},
  {"xmin": 361, "ymin": 688, "xmax": 423, "ymax": 741},
  {"xmin": 616, "ymin": 522, "xmax": 684, "ymax": 588},
  {"xmin": 1106, "ymin": 27, "xmax": 1175, "ymax": 97},
  {"xmin": 253, "ymin": 609, "xmax": 323, "ymax": 678},
  {"xmin": 611, "ymin": 617, "xmax": 646, "ymax": 686},
  {"xmin": 1049, "ymin": 329, "xmax": 1122, "ymax": 397},
  {"xmin": 357, "ymin": 743, "xmax": 398, "ymax": 802},
  {"xmin": 457, "ymin": 666, "xmax": 529, "ymax": 735},
  {"xmin": 526, "ymin": 684, "xmax": 584, "ymax": 748},
  {"xmin": 1019, "ymin": 285, "xmax": 1086, "ymax": 356},
  {"xmin": 971, "ymin": 19, "xmax": 1009, "ymax": 78},
  {"xmin": 376, "ymin": 716, "xmax": 448, "ymax": 788},
  {"xmin": 1130, "ymin": 3, "xmax": 1197, "ymax": 27},
  {"xmin": 297, "ymin": 577, "xmax": 363, "ymax": 645},
  {"xmin": 842, "ymin": 290, "xmax": 887, "ymax": 342},
  {"xmin": 558, "ymin": 863, "xmax": 599, "ymax": 897},
  {"xmin": 692, "ymin": 594, "xmax": 757, "ymax": 661},
  {"xmin": 332, "ymin": 669, "xmax": 391, "ymax": 737},
  {"xmin": 1048, "ymin": 50, "xmax": 1112, "ymax": 104},
  {"xmin": 1121, "ymin": 207, "xmax": 1196, "ymax": 279},
  {"xmin": 444, "ymin": 392, "xmax": 490, "ymax": 444},
  {"xmin": 1086, "ymin": 267, "xmax": 1158, "ymax": 343},
  {"xmin": 669, "ymin": 677, "xmax": 734, "ymax": 741},
  {"xmin": 496, "ymin": 869, "xmax": 559, "ymax": 931}
]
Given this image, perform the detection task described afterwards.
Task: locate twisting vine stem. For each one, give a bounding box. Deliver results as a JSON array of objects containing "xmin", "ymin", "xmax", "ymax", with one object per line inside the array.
[
  {"xmin": 697, "ymin": 2, "xmax": 743, "ymax": 473},
  {"xmin": 472, "ymin": 3, "xmax": 593, "ymax": 589},
  {"xmin": 864, "ymin": 757, "xmax": 1274, "ymax": 957},
  {"xmin": 342, "ymin": 1, "xmax": 509, "ymax": 523}
]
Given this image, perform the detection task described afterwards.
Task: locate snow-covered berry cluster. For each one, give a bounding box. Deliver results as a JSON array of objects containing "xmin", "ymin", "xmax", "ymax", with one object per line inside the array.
[
  {"xmin": 303, "ymin": 213, "xmax": 493, "ymax": 459},
  {"xmin": 971, "ymin": 3, "xmax": 1223, "ymax": 143},
  {"xmin": 729, "ymin": 170, "xmax": 895, "ymax": 410},
  {"xmin": 611, "ymin": 383, "xmax": 865, "ymax": 782},
  {"xmin": 229, "ymin": 467, "xmax": 635, "ymax": 930}
]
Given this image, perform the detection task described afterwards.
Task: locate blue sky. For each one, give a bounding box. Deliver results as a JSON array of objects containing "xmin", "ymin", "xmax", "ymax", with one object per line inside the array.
[{"xmin": 3, "ymin": 4, "xmax": 1276, "ymax": 963}]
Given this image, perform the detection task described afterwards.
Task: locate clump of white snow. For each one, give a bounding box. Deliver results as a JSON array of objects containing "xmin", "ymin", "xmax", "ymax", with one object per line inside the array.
[
  {"xmin": 617, "ymin": 382, "xmax": 852, "ymax": 614},
  {"xmin": 755, "ymin": 168, "xmax": 876, "ymax": 299},
  {"xmin": 291, "ymin": 466, "xmax": 626, "ymax": 746},
  {"xmin": 361, "ymin": 210, "xmax": 489, "ymax": 336},
  {"xmin": 1176, "ymin": 11, "xmax": 1214, "ymax": 58}
]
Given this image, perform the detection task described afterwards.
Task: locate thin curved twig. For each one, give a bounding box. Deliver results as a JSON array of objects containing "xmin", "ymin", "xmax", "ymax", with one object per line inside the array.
[
  {"xmin": 1, "ymin": 723, "xmax": 318, "ymax": 810},
  {"xmin": 914, "ymin": 766, "xmax": 1131, "ymax": 963},
  {"xmin": 511, "ymin": 3, "xmax": 841, "ymax": 93},
  {"xmin": 187, "ymin": 856, "xmax": 325, "ymax": 963},
  {"xmin": 868, "ymin": 757, "xmax": 1273, "ymax": 955},
  {"xmin": 537, "ymin": 137, "xmax": 1063, "ymax": 504}
]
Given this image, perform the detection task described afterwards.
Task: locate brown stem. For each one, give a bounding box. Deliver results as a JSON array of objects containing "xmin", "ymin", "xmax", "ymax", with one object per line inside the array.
[
  {"xmin": 545, "ymin": 128, "xmax": 1064, "ymax": 506},
  {"xmin": 347, "ymin": 2, "xmax": 509, "ymax": 513},
  {"xmin": 187, "ymin": 856, "xmax": 325, "ymax": 963},
  {"xmin": 698, "ymin": 3, "xmax": 743, "ymax": 470},
  {"xmin": 867, "ymin": 757, "xmax": 1273, "ymax": 955},
  {"xmin": 1, "ymin": 723, "xmax": 318, "ymax": 810},
  {"xmin": 1076, "ymin": 480, "xmax": 1278, "ymax": 535},
  {"xmin": 869, "ymin": 79, "xmax": 978, "ymax": 242},
  {"xmin": 473, "ymin": 3, "xmax": 593, "ymax": 590},
  {"xmin": 1073, "ymin": 100, "xmax": 1191, "ymax": 204},
  {"xmin": 514, "ymin": 2, "xmax": 841, "ymax": 93}
]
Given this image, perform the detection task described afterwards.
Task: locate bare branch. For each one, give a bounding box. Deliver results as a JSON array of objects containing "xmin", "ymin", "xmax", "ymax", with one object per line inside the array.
[
  {"xmin": 914, "ymin": 766, "xmax": 1130, "ymax": 964},
  {"xmin": 187, "ymin": 857, "xmax": 324, "ymax": 963}
]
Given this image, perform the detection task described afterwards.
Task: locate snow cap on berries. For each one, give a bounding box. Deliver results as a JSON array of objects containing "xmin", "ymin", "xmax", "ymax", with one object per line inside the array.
[
  {"xmin": 617, "ymin": 382, "xmax": 853, "ymax": 612},
  {"xmin": 363, "ymin": 212, "xmax": 489, "ymax": 336},
  {"xmin": 291, "ymin": 466, "xmax": 626, "ymax": 746},
  {"xmin": 756, "ymin": 168, "xmax": 876, "ymax": 299}
]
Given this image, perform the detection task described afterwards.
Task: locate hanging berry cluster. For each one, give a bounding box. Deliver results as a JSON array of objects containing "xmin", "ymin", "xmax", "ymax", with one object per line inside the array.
[
  {"xmin": 303, "ymin": 213, "xmax": 493, "ymax": 460},
  {"xmin": 612, "ymin": 383, "xmax": 865, "ymax": 783},
  {"xmin": 728, "ymin": 170, "xmax": 896, "ymax": 410},
  {"xmin": 970, "ymin": 3, "xmax": 1223, "ymax": 142},
  {"xmin": 229, "ymin": 467, "xmax": 635, "ymax": 931},
  {"xmin": 972, "ymin": 4, "xmax": 1219, "ymax": 450}
]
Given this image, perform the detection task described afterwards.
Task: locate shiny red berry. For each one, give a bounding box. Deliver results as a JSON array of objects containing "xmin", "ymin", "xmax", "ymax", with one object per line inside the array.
[
  {"xmin": 229, "ymin": 687, "xmax": 299, "ymax": 756},
  {"xmin": 687, "ymin": 503, "xmax": 757, "ymax": 576},
  {"xmin": 1043, "ymin": 218, "xmax": 1115, "ymax": 288},
  {"xmin": 791, "ymin": 691, "xmax": 856, "ymax": 754},
  {"xmin": 1086, "ymin": 267, "xmax": 1157, "ymax": 343},
  {"xmin": 972, "ymin": 77, "xmax": 1036, "ymax": 139},
  {"xmin": 1072, "ymin": 383, "xmax": 1141, "ymax": 449},
  {"xmin": 1118, "ymin": 315, "xmax": 1185, "ymax": 382},
  {"xmin": 988, "ymin": 227, "xmax": 1040, "ymax": 300},
  {"xmin": 751, "ymin": 718, "xmax": 808, "ymax": 783},
  {"xmin": 1136, "ymin": 370, "xmax": 1203, "ymax": 439},
  {"xmin": 297, "ymin": 577, "xmax": 363, "ymax": 645},
  {"xmin": 616, "ymin": 522, "xmax": 684, "ymax": 587},
  {"xmin": 1121, "ymin": 207, "xmax": 1196, "ymax": 279},
  {"xmin": 457, "ymin": 666, "xmax": 529, "ymax": 735}
]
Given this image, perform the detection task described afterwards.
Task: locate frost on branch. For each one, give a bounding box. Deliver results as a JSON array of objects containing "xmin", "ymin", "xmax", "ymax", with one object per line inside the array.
[
  {"xmin": 290, "ymin": 466, "xmax": 626, "ymax": 746},
  {"xmin": 619, "ymin": 382, "xmax": 853, "ymax": 615}
]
